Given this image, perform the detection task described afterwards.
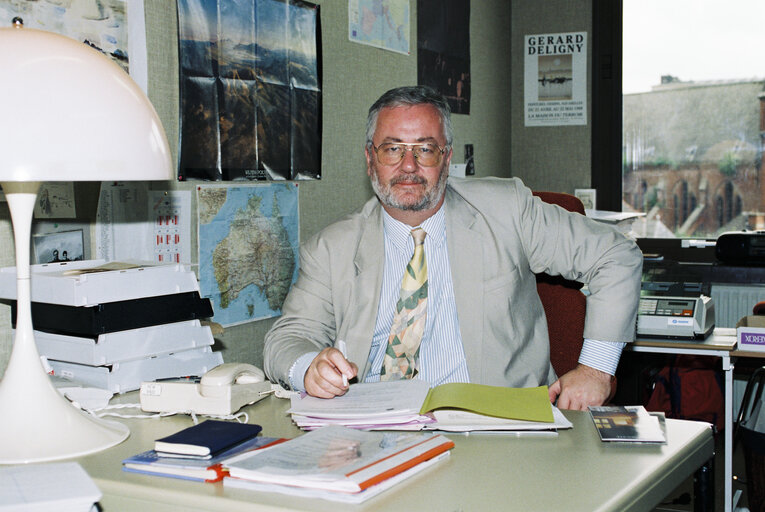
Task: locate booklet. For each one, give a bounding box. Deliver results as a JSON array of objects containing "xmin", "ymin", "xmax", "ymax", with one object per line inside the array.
[
  {"xmin": 588, "ymin": 405, "xmax": 667, "ymax": 443},
  {"xmin": 123, "ymin": 436, "xmax": 285, "ymax": 482},
  {"xmin": 288, "ymin": 379, "xmax": 571, "ymax": 432},
  {"xmin": 224, "ymin": 425, "xmax": 455, "ymax": 494}
]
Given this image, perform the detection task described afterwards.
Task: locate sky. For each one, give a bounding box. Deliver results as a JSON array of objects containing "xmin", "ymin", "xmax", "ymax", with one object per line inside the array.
[{"xmin": 623, "ymin": 0, "xmax": 765, "ymax": 94}]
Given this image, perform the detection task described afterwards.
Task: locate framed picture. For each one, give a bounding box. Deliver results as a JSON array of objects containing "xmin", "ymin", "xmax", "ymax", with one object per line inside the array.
[
  {"xmin": 32, "ymin": 230, "xmax": 84, "ymax": 264},
  {"xmin": 574, "ymin": 188, "xmax": 597, "ymax": 210}
]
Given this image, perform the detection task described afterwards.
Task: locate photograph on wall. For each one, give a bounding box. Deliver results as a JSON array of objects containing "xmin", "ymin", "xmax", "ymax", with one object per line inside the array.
[
  {"xmin": 417, "ymin": 0, "xmax": 470, "ymax": 115},
  {"xmin": 348, "ymin": 0, "xmax": 410, "ymax": 55},
  {"xmin": 524, "ymin": 31, "xmax": 587, "ymax": 126},
  {"xmin": 177, "ymin": 0, "xmax": 321, "ymax": 182},
  {"xmin": 32, "ymin": 230, "xmax": 84, "ymax": 265},
  {"xmin": 197, "ymin": 183, "xmax": 299, "ymax": 326}
]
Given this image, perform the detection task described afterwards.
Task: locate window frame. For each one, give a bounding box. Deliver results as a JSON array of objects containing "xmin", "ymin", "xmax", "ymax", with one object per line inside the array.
[{"xmin": 591, "ymin": 0, "xmax": 720, "ymax": 263}]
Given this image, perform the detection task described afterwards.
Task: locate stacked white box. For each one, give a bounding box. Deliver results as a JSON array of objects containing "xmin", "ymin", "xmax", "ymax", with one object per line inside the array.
[
  {"xmin": 18, "ymin": 320, "xmax": 214, "ymax": 366},
  {"xmin": 0, "ymin": 260, "xmax": 223, "ymax": 392},
  {"xmin": 0, "ymin": 260, "xmax": 199, "ymax": 306},
  {"xmin": 49, "ymin": 347, "xmax": 223, "ymax": 394}
]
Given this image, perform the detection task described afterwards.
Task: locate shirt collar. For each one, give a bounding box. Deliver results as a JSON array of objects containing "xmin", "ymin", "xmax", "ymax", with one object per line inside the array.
[{"xmin": 382, "ymin": 204, "xmax": 446, "ymax": 252}]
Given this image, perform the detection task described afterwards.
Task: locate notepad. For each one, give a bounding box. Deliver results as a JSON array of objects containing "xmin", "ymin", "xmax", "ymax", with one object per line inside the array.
[{"xmin": 154, "ymin": 420, "xmax": 262, "ymax": 458}]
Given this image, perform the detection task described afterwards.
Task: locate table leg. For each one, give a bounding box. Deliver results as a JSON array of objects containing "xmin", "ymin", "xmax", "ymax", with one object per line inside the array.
[
  {"xmin": 723, "ymin": 355, "xmax": 733, "ymax": 512},
  {"xmin": 694, "ymin": 456, "xmax": 715, "ymax": 512}
]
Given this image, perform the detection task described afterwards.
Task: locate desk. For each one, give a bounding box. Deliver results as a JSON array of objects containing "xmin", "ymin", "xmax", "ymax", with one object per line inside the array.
[
  {"xmin": 75, "ymin": 394, "xmax": 713, "ymax": 512},
  {"xmin": 631, "ymin": 328, "xmax": 744, "ymax": 512}
]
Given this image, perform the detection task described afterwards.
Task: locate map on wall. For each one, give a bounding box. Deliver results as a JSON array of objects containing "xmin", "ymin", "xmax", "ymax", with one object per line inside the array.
[
  {"xmin": 198, "ymin": 184, "xmax": 299, "ymax": 326},
  {"xmin": 348, "ymin": 0, "xmax": 410, "ymax": 55}
]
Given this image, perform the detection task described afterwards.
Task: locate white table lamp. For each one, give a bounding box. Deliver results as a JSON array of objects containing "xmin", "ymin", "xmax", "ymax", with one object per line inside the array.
[{"xmin": 0, "ymin": 20, "xmax": 173, "ymax": 463}]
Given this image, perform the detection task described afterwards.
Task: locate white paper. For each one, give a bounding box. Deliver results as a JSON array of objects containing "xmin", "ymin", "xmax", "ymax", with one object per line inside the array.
[
  {"xmin": 96, "ymin": 183, "xmax": 191, "ymax": 264},
  {"xmin": 0, "ymin": 462, "xmax": 101, "ymax": 511},
  {"xmin": 289, "ymin": 380, "xmax": 431, "ymax": 419}
]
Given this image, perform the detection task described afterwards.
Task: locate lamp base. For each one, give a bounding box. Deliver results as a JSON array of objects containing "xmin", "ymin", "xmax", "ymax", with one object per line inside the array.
[
  {"xmin": 0, "ymin": 359, "xmax": 129, "ymax": 464},
  {"xmin": 0, "ymin": 182, "xmax": 129, "ymax": 464}
]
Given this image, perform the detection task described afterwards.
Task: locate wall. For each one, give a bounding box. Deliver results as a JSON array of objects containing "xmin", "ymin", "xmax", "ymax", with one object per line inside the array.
[
  {"xmin": 509, "ymin": 0, "xmax": 593, "ymax": 193},
  {"xmin": 0, "ymin": 0, "xmax": 523, "ymax": 374}
]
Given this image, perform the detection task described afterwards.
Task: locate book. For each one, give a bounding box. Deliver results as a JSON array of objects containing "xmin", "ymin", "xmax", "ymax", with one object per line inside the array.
[
  {"xmin": 588, "ymin": 405, "xmax": 667, "ymax": 443},
  {"xmin": 288, "ymin": 379, "xmax": 572, "ymax": 432},
  {"xmin": 123, "ymin": 436, "xmax": 285, "ymax": 482},
  {"xmin": 224, "ymin": 451, "xmax": 450, "ymax": 503},
  {"xmin": 224, "ymin": 425, "xmax": 454, "ymax": 494},
  {"xmin": 153, "ymin": 420, "xmax": 262, "ymax": 458}
]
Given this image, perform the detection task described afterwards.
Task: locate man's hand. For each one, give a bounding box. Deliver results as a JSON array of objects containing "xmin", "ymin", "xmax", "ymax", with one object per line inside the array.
[
  {"xmin": 304, "ymin": 347, "xmax": 358, "ymax": 398},
  {"xmin": 548, "ymin": 364, "xmax": 614, "ymax": 411}
]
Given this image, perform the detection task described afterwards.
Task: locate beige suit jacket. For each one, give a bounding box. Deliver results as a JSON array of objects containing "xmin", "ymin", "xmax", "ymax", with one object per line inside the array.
[{"xmin": 264, "ymin": 177, "xmax": 642, "ymax": 390}]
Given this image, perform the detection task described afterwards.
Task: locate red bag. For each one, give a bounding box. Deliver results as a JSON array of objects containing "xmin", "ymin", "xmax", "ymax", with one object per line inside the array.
[{"xmin": 645, "ymin": 354, "xmax": 724, "ymax": 431}]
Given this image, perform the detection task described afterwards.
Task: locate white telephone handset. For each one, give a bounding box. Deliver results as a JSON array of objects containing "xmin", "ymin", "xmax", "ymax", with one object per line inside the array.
[{"xmin": 140, "ymin": 363, "xmax": 271, "ymax": 416}]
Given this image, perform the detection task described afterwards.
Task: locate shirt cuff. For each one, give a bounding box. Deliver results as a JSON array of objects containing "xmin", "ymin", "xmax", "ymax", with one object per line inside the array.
[
  {"xmin": 578, "ymin": 339, "xmax": 626, "ymax": 376},
  {"xmin": 288, "ymin": 351, "xmax": 319, "ymax": 392}
]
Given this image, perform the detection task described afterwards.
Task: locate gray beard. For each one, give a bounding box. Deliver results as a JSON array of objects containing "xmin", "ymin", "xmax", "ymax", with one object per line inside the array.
[{"xmin": 370, "ymin": 167, "xmax": 448, "ymax": 212}]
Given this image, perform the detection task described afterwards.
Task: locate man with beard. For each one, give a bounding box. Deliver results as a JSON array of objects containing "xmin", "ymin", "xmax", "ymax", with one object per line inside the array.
[{"xmin": 263, "ymin": 86, "xmax": 642, "ymax": 410}]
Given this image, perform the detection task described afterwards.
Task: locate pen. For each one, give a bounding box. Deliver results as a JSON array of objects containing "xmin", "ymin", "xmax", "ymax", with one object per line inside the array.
[{"xmin": 336, "ymin": 339, "xmax": 349, "ymax": 387}]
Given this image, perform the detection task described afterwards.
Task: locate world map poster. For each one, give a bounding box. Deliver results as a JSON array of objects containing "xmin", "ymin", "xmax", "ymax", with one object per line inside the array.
[
  {"xmin": 177, "ymin": 0, "xmax": 321, "ymax": 181},
  {"xmin": 198, "ymin": 184, "xmax": 299, "ymax": 326}
]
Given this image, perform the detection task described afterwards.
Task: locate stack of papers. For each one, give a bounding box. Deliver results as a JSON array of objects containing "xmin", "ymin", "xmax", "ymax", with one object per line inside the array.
[
  {"xmin": 223, "ymin": 425, "xmax": 454, "ymax": 503},
  {"xmin": 288, "ymin": 380, "xmax": 572, "ymax": 432}
]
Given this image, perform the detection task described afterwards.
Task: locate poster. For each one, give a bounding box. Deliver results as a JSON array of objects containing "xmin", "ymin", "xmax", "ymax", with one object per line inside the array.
[
  {"xmin": 348, "ymin": 0, "xmax": 410, "ymax": 55},
  {"xmin": 417, "ymin": 0, "xmax": 470, "ymax": 115},
  {"xmin": 0, "ymin": 0, "xmax": 148, "ymax": 92},
  {"xmin": 96, "ymin": 183, "xmax": 192, "ymax": 264},
  {"xmin": 177, "ymin": 0, "xmax": 321, "ymax": 182},
  {"xmin": 524, "ymin": 32, "xmax": 587, "ymax": 126}
]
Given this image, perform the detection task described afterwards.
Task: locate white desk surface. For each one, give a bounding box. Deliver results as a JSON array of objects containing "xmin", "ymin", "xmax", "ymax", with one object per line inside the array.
[
  {"xmin": 633, "ymin": 327, "xmax": 738, "ymax": 352},
  {"xmin": 73, "ymin": 394, "xmax": 713, "ymax": 512}
]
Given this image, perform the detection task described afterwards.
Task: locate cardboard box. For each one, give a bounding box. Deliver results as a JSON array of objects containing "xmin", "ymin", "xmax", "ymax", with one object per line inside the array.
[{"xmin": 736, "ymin": 316, "xmax": 765, "ymax": 352}]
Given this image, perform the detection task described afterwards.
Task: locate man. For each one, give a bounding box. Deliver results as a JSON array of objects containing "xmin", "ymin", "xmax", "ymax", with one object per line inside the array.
[{"xmin": 264, "ymin": 86, "xmax": 642, "ymax": 410}]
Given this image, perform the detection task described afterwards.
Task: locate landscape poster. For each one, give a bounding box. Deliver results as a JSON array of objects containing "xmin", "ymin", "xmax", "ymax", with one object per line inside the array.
[{"xmin": 177, "ymin": 0, "xmax": 321, "ymax": 181}]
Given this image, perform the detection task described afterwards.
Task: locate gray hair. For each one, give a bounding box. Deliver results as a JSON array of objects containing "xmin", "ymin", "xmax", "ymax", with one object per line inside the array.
[{"xmin": 365, "ymin": 86, "xmax": 453, "ymax": 148}]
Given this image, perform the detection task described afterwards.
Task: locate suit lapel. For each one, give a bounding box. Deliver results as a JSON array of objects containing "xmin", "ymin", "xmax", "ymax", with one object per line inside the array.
[
  {"xmin": 444, "ymin": 188, "xmax": 485, "ymax": 381},
  {"xmin": 346, "ymin": 204, "xmax": 384, "ymax": 379}
]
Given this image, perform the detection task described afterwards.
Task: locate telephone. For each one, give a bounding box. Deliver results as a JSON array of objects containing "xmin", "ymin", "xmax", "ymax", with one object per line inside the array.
[{"xmin": 139, "ymin": 363, "xmax": 272, "ymax": 416}]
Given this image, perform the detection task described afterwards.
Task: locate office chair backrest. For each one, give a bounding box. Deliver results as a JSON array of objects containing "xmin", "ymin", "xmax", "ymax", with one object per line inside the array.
[{"xmin": 532, "ymin": 191, "xmax": 586, "ymax": 378}]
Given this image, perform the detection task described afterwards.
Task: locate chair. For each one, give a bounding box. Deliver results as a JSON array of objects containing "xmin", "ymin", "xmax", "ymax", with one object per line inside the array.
[{"xmin": 532, "ymin": 191, "xmax": 588, "ymax": 379}]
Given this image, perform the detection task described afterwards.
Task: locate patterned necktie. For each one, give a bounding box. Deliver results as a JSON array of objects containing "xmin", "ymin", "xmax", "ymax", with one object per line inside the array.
[{"xmin": 381, "ymin": 227, "xmax": 428, "ymax": 380}]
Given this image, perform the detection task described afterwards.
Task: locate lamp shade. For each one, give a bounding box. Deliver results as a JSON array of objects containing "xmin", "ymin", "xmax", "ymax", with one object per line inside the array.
[{"xmin": 0, "ymin": 25, "xmax": 172, "ymax": 181}]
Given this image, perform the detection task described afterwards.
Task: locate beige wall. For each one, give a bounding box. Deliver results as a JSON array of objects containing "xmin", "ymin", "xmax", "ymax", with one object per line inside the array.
[{"xmin": 0, "ymin": 0, "xmax": 594, "ymax": 374}]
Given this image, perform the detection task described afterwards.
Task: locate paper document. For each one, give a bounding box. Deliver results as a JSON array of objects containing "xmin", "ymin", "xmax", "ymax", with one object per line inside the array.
[
  {"xmin": 0, "ymin": 462, "xmax": 101, "ymax": 511},
  {"xmin": 289, "ymin": 380, "xmax": 569, "ymax": 431}
]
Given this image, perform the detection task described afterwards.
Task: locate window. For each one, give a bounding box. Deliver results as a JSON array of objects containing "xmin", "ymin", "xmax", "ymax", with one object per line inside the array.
[{"xmin": 621, "ymin": 0, "xmax": 765, "ymax": 239}]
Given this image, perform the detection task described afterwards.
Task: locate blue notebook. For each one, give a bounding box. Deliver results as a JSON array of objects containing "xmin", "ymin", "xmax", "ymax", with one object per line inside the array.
[{"xmin": 154, "ymin": 420, "xmax": 263, "ymax": 458}]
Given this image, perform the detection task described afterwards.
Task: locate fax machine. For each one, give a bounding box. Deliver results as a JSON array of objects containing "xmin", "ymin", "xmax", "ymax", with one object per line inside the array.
[{"xmin": 636, "ymin": 295, "xmax": 715, "ymax": 339}]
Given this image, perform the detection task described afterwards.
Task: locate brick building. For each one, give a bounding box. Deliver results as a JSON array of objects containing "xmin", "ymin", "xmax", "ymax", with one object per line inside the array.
[{"xmin": 623, "ymin": 77, "xmax": 765, "ymax": 237}]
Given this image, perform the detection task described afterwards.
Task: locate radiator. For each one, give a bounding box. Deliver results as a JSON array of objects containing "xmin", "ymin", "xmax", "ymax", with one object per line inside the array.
[{"xmin": 710, "ymin": 284, "xmax": 765, "ymax": 327}]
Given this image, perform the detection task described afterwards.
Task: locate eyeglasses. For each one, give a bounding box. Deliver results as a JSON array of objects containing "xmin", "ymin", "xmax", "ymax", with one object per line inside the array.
[{"xmin": 371, "ymin": 142, "xmax": 448, "ymax": 167}]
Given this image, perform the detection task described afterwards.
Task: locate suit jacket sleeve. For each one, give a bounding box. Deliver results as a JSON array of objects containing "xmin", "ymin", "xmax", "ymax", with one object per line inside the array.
[{"xmin": 511, "ymin": 182, "xmax": 643, "ymax": 342}]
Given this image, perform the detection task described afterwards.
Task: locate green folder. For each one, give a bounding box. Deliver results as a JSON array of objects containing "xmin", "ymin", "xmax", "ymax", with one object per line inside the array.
[{"xmin": 419, "ymin": 383, "xmax": 554, "ymax": 423}]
